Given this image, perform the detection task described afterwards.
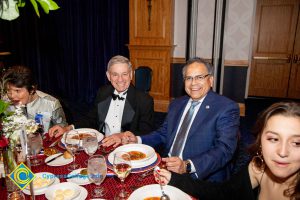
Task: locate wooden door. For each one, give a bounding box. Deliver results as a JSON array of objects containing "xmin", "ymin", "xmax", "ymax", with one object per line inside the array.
[
  {"xmin": 248, "ymin": 0, "xmax": 300, "ymax": 97},
  {"xmin": 288, "ymin": 12, "xmax": 300, "ymax": 99}
]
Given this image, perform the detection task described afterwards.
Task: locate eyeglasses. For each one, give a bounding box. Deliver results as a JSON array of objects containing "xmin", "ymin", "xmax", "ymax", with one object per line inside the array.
[{"xmin": 184, "ymin": 74, "xmax": 211, "ymax": 83}]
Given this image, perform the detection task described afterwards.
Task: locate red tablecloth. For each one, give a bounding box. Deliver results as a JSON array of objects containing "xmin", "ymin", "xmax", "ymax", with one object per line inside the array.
[
  {"xmin": 1, "ymin": 140, "xmax": 157, "ymax": 200},
  {"xmin": 1, "ymin": 139, "xmax": 196, "ymax": 200}
]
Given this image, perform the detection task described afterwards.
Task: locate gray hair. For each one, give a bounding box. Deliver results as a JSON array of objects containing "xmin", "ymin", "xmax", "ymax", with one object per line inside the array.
[
  {"xmin": 107, "ymin": 55, "xmax": 132, "ymax": 72},
  {"xmin": 182, "ymin": 57, "xmax": 214, "ymax": 77}
]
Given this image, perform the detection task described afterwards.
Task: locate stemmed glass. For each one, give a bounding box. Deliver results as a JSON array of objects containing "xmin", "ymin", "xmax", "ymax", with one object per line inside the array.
[
  {"xmin": 28, "ymin": 132, "xmax": 43, "ymax": 166},
  {"xmin": 64, "ymin": 130, "xmax": 81, "ymax": 171},
  {"xmin": 87, "ymin": 155, "xmax": 107, "ymax": 197},
  {"xmin": 82, "ymin": 133, "xmax": 98, "ymax": 165},
  {"xmin": 113, "ymin": 151, "xmax": 132, "ymax": 200}
]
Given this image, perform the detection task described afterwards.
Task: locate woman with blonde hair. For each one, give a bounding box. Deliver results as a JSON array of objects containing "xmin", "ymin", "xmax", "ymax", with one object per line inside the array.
[{"xmin": 156, "ymin": 101, "xmax": 300, "ymax": 200}]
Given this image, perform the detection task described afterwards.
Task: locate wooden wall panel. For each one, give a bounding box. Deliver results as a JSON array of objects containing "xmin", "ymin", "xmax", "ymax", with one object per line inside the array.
[{"xmin": 129, "ymin": 0, "xmax": 174, "ymax": 112}]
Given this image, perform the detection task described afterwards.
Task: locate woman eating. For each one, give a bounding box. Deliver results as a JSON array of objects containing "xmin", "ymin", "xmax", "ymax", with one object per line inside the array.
[{"xmin": 3, "ymin": 65, "xmax": 68, "ymax": 133}]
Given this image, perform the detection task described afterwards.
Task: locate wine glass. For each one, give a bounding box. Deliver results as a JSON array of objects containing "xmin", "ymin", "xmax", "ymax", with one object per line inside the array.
[
  {"xmin": 87, "ymin": 155, "xmax": 107, "ymax": 197},
  {"xmin": 28, "ymin": 133, "xmax": 43, "ymax": 166},
  {"xmin": 82, "ymin": 133, "xmax": 98, "ymax": 165},
  {"xmin": 113, "ymin": 151, "xmax": 132, "ymax": 200},
  {"xmin": 64, "ymin": 130, "xmax": 81, "ymax": 171}
]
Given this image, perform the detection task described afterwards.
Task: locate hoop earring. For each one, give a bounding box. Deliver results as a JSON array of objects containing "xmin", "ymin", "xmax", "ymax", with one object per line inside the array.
[{"xmin": 252, "ymin": 146, "xmax": 265, "ymax": 171}]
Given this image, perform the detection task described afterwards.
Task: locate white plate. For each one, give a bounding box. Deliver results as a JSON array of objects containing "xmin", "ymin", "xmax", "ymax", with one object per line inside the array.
[
  {"xmin": 66, "ymin": 168, "xmax": 91, "ymax": 185},
  {"xmin": 45, "ymin": 182, "xmax": 81, "ymax": 200},
  {"xmin": 111, "ymin": 144, "xmax": 155, "ymax": 163},
  {"xmin": 61, "ymin": 128, "xmax": 104, "ymax": 146},
  {"xmin": 45, "ymin": 153, "xmax": 73, "ymax": 167},
  {"xmin": 128, "ymin": 184, "xmax": 192, "ymax": 200},
  {"xmin": 108, "ymin": 150, "xmax": 157, "ymax": 169},
  {"xmin": 26, "ymin": 172, "xmax": 55, "ymax": 190},
  {"xmin": 22, "ymin": 176, "xmax": 60, "ymax": 196},
  {"xmin": 73, "ymin": 186, "xmax": 88, "ymax": 200}
]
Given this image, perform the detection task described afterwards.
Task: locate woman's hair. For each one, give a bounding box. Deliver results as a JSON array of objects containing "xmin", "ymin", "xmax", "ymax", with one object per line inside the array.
[
  {"xmin": 249, "ymin": 101, "xmax": 300, "ymax": 200},
  {"xmin": 4, "ymin": 65, "xmax": 37, "ymax": 93}
]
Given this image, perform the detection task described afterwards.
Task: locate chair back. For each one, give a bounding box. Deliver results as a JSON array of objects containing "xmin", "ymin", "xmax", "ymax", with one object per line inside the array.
[{"xmin": 135, "ymin": 66, "xmax": 152, "ymax": 93}]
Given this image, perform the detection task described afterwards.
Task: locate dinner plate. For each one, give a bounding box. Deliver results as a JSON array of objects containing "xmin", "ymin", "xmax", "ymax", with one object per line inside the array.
[
  {"xmin": 128, "ymin": 184, "xmax": 192, "ymax": 200},
  {"xmin": 45, "ymin": 153, "xmax": 73, "ymax": 166},
  {"xmin": 110, "ymin": 144, "xmax": 155, "ymax": 163},
  {"xmin": 25, "ymin": 172, "xmax": 55, "ymax": 190},
  {"xmin": 66, "ymin": 168, "xmax": 91, "ymax": 185},
  {"xmin": 73, "ymin": 186, "xmax": 88, "ymax": 200},
  {"xmin": 107, "ymin": 153, "xmax": 161, "ymax": 173},
  {"xmin": 22, "ymin": 176, "xmax": 60, "ymax": 196},
  {"xmin": 45, "ymin": 182, "xmax": 81, "ymax": 200},
  {"xmin": 61, "ymin": 128, "xmax": 104, "ymax": 146},
  {"xmin": 108, "ymin": 150, "xmax": 157, "ymax": 169}
]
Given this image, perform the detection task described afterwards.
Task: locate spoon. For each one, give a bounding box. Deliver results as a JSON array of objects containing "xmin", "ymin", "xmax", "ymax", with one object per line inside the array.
[{"xmin": 155, "ymin": 166, "xmax": 170, "ymax": 200}]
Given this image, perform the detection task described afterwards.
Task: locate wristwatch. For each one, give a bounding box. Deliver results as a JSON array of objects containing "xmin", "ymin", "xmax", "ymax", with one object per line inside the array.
[{"xmin": 185, "ymin": 160, "xmax": 192, "ymax": 173}]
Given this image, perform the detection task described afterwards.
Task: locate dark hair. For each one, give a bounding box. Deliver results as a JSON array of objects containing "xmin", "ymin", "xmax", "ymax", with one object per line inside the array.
[
  {"xmin": 249, "ymin": 101, "xmax": 300, "ymax": 200},
  {"xmin": 4, "ymin": 65, "xmax": 37, "ymax": 93},
  {"xmin": 182, "ymin": 57, "xmax": 214, "ymax": 77}
]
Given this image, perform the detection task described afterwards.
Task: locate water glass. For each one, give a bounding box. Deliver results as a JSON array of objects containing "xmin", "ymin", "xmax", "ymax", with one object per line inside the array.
[
  {"xmin": 64, "ymin": 130, "xmax": 80, "ymax": 171},
  {"xmin": 82, "ymin": 133, "xmax": 98, "ymax": 165},
  {"xmin": 28, "ymin": 133, "xmax": 43, "ymax": 166},
  {"xmin": 87, "ymin": 155, "xmax": 107, "ymax": 197}
]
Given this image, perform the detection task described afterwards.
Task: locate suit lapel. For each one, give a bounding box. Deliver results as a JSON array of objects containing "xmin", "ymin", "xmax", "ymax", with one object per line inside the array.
[
  {"xmin": 121, "ymin": 85, "xmax": 135, "ymax": 127},
  {"xmin": 97, "ymin": 97, "xmax": 111, "ymax": 123},
  {"xmin": 186, "ymin": 90, "xmax": 214, "ymax": 139}
]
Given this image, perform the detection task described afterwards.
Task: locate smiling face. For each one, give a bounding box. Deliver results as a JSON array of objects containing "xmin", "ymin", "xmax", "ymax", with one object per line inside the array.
[
  {"xmin": 6, "ymin": 83, "xmax": 32, "ymax": 105},
  {"xmin": 106, "ymin": 63, "xmax": 132, "ymax": 93},
  {"xmin": 184, "ymin": 62, "xmax": 214, "ymax": 101},
  {"xmin": 261, "ymin": 114, "xmax": 300, "ymax": 181}
]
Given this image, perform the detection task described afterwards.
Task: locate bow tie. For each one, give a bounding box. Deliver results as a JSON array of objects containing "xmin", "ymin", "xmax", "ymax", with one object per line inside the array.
[{"xmin": 112, "ymin": 93, "xmax": 125, "ymax": 101}]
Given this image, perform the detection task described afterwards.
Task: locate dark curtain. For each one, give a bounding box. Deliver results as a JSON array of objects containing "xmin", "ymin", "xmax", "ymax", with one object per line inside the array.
[{"xmin": 0, "ymin": 0, "xmax": 129, "ymax": 104}]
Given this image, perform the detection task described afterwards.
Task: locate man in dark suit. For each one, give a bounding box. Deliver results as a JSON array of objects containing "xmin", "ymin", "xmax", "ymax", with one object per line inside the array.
[
  {"xmin": 117, "ymin": 57, "xmax": 240, "ymax": 182},
  {"xmin": 49, "ymin": 55, "xmax": 154, "ymax": 140}
]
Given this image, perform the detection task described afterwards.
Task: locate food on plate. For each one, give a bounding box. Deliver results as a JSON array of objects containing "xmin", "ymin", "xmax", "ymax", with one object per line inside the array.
[
  {"xmin": 63, "ymin": 151, "xmax": 72, "ymax": 159},
  {"xmin": 54, "ymin": 188, "xmax": 75, "ymax": 200},
  {"xmin": 71, "ymin": 132, "xmax": 93, "ymax": 140},
  {"xmin": 44, "ymin": 148, "xmax": 59, "ymax": 156},
  {"xmin": 31, "ymin": 177, "xmax": 52, "ymax": 189},
  {"xmin": 144, "ymin": 197, "xmax": 160, "ymax": 200},
  {"xmin": 79, "ymin": 168, "xmax": 88, "ymax": 175},
  {"xmin": 126, "ymin": 151, "xmax": 146, "ymax": 160}
]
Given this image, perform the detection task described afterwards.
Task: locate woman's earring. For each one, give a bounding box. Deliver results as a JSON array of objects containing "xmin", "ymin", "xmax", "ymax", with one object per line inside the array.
[{"xmin": 252, "ymin": 146, "xmax": 265, "ymax": 171}]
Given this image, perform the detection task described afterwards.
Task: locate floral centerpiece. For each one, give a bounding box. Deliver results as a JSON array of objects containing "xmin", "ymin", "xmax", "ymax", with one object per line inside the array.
[{"xmin": 0, "ymin": 73, "xmax": 40, "ymax": 193}]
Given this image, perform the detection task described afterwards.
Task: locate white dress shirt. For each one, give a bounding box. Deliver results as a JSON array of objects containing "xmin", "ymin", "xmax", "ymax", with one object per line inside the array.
[{"xmin": 104, "ymin": 90, "xmax": 128, "ymax": 136}]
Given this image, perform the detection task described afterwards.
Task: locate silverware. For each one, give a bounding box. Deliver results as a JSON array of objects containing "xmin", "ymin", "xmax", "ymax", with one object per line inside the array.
[
  {"xmin": 45, "ymin": 153, "xmax": 64, "ymax": 164},
  {"xmin": 49, "ymin": 137, "xmax": 61, "ymax": 147},
  {"xmin": 155, "ymin": 166, "xmax": 170, "ymax": 200},
  {"xmin": 138, "ymin": 169, "xmax": 153, "ymax": 181}
]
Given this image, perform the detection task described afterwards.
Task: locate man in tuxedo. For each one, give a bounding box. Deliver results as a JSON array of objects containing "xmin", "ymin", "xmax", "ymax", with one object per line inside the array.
[
  {"xmin": 113, "ymin": 57, "xmax": 240, "ymax": 182},
  {"xmin": 49, "ymin": 55, "xmax": 154, "ymax": 140}
]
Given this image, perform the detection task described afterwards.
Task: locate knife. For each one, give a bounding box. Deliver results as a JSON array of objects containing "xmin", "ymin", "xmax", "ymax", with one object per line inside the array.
[
  {"xmin": 45, "ymin": 153, "xmax": 64, "ymax": 164},
  {"xmin": 49, "ymin": 136, "xmax": 62, "ymax": 147}
]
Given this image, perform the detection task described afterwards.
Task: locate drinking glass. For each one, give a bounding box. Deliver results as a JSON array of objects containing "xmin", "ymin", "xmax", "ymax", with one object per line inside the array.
[
  {"xmin": 82, "ymin": 133, "xmax": 98, "ymax": 165},
  {"xmin": 28, "ymin": 133, "xmax": 43, "ymax": 166},
  {"xmin": 87, "ymin": 155, "xmax": 107, "ymax": 197},
  {"xmin": 64, "ymin": 130, "xmax": 81, "ymax": 171},
  {"xmin": 113, "ymin": 151, "xmax": 132, "ymax": 200},
  {"xmin": 7, "ymin": 190, "xmax": 25, "ymax": 200}
]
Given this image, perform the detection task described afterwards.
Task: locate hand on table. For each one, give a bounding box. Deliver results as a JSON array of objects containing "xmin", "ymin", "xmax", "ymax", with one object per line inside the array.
[
  {"xmin": 162, "ymin": 157, "xmax": 186, "ymax": 174},
  {"xmin": 48, "ymin": 125, "xmax": 71, "ymax": 138},
  {"xmin": 101, "ymin": 131, "xmax": 138, "ymax": 147}
]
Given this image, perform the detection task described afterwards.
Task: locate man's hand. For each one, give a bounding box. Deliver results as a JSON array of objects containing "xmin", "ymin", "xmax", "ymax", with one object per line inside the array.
[
  {"xmin": 101, "ymin": 133, "xmax": 124, "ymax": 147},
  {"xmin": 48, "ymin": 125, "xmax": 71, "ymax": 138},
  {"xmin": 123, "ymin": 131, "xmax": 138, "ymax": 143},
  {"xmin": 162, "ymin": 157, "xmax": 186, "ymax": 174}
]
